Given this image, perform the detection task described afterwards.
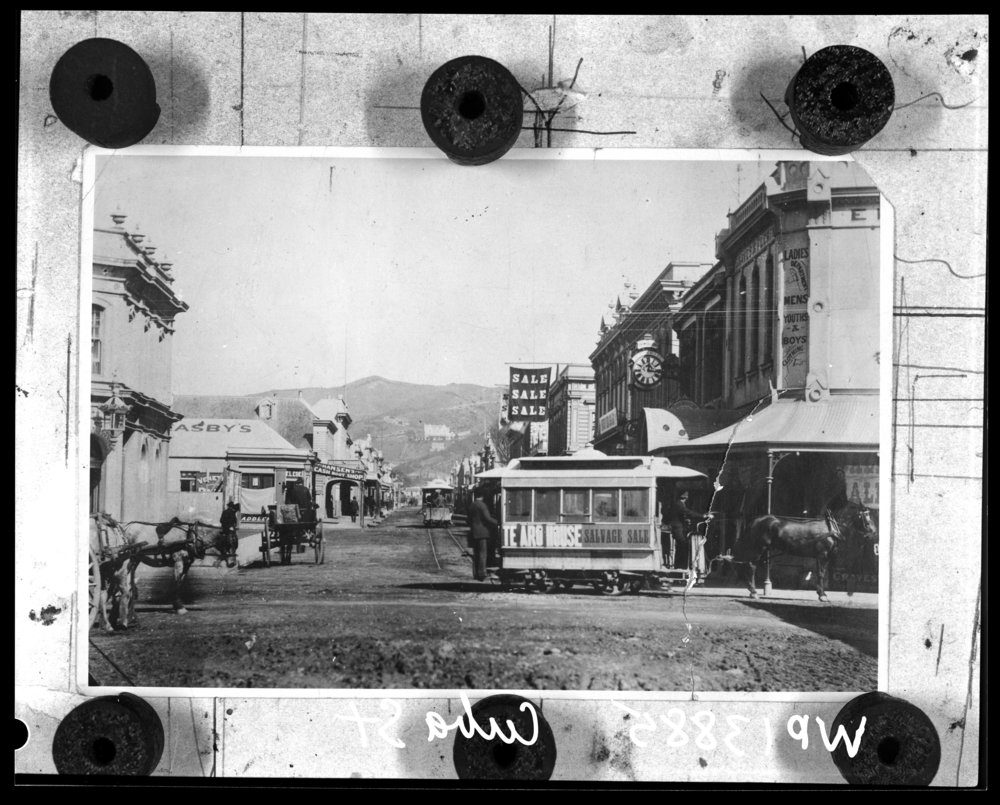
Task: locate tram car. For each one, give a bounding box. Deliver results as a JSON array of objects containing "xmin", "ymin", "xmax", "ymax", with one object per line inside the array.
[
  {"xmin": 487, "ymin": 454, "xmax": 709, "ymax": 594},
  {"xmin": 421, "ymin": 480, "xmax": 455, "ymax": 527}
]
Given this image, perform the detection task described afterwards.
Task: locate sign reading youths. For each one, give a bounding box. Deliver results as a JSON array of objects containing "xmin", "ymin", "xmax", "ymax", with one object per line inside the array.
[{"xmin": 508, "ymin": 367, "xmax": 551, "ymax": 421}]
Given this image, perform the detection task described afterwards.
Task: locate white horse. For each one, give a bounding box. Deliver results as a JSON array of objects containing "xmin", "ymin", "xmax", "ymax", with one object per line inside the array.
[
  {"xmin": 89, "ymin": 513, "xmax": 144, "ymax": 632},
  {"xmin": 122, "ymin": 518, "xmax": 237, "ymax": 616}
]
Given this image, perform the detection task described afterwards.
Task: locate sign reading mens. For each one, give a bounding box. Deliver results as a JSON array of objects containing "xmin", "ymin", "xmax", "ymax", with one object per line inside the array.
[{"xmin": 508, "ymin": 367, "xmax": 551, "ymax": 421}]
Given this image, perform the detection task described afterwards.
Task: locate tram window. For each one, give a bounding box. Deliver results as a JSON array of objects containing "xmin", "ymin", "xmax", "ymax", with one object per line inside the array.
[
  {"xmin": 561, "ymin": 489, "xmax": 590, "ymax": 523},
  {"xmin": 534, "ymin": 489, "xmax": 560, "ymax": 521},
  {"xmin": 622, "ymin": 488, "xmax": 649, "ymax": 522},
  {"xmin": 505, "ymin": 489, "xmax": 532, "ymax": 521},
  {"xmin": 593, "ymin": 489, "xmax": 619, "ymax": 522}
]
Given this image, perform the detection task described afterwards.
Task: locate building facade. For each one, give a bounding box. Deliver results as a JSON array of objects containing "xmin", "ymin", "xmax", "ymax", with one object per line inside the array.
[
  {"xmin": 90, "ymin": 213, "xmax": 188, "ymax": 521},
  {"xmin": 546, "ymin": 365, "xmax": 596, "ymax": 455},
  {"xmin": 658, "ymin": 161, "xmax": 882, "ymax": 592},
  {"xmin": 590, "ymin": 262, "xmax": 712, "ymax": 454},
  {"xmin": 675, "ymin": 161, "xmax": 881, "ymax": 411}
]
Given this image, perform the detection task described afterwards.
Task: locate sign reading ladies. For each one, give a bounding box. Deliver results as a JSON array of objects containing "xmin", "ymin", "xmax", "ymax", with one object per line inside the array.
[{"xmin": 508, "ymin": 367, "xmax": 551, "ymax": 422}]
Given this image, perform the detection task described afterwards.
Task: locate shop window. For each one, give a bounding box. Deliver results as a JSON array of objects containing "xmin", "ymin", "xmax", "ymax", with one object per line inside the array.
[
  {"xmin": 622, "ymin": 488, "xmax": 649, "ymax": 522},
  {"xmin": 242, "ymin": 473, "xmax": 275, "ymax": 489},
  {"xmin": 593, "ymin": 489, "xmax": 619, "ymax": 522},
  {"xmin": 180, "ymin": 470, "xmax": 201, "ymax": 492},
  {"xmin": 505, "ymin": 489, "xmax": 532, "ymax": 521}
]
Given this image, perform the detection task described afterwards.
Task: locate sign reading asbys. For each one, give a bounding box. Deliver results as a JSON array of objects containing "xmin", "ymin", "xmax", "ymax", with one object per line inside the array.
[
  {"xmin": 508, "ymin": 367, "xmax": 551, "ymax": 421},
  {"xmin": 502, "ymin": 522, "xmax": 653, "ymax": 548}
]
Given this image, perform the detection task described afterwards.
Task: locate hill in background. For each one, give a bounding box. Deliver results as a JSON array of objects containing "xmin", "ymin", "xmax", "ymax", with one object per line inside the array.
[{"xmin": 249, "ymin": 376, "xmax": 504, "ymax": 484}]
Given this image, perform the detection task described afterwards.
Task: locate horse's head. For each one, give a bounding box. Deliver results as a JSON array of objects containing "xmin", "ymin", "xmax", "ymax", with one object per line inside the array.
[
  {"xmin": 838, "ymin": 503, "xmax": 878, "ymax": 542},
  {"xmin": 861, "ymin": 506, "xmax": 878, "ymax": 541},
  {"xmin": 190, "ymin": 522, "xmax": 239, "ymax": 568}
]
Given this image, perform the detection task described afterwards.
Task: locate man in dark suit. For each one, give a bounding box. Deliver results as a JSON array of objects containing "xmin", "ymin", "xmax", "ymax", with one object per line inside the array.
[{"xmin": 467, "ymin": 488, "xmax": 498, "ymax": 581}]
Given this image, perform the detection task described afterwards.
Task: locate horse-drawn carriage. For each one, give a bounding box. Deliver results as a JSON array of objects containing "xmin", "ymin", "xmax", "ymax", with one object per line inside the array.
[
  {"xmin": 89, "ymin": 512, "xmax": 238, "ymax": 629},
  {"xmin": 259, "ymin": 503, "xmax": 325, "ymax": 566},
  {"xmin": 89, "ymin": 513, "xmax": 149, "ymax": 630}
]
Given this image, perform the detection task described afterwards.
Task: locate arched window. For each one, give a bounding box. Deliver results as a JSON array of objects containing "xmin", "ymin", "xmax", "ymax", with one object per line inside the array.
[
  {"xmin": 139, "ymin": 442, "xmax": 150, "ymax": 487},
  {"xmin": 91, "ymin": 305, "xmax": 104, "ymax": 376},
  {"xmin": 750, "ymin": 263, "xmax": 760, "ymax": 370},
  {"xmin": 737, "ymin": 273, "xmax": 748, "ymax": 374},
  {"xmin": 764, "ymin": 253, "xmax": 775, "ymax": 364}
]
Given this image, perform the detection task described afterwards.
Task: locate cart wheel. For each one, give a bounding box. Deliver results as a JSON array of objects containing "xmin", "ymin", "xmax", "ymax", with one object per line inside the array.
[
  {"xmin": 88, "ymin": 548, "xmax": 101, "ymax": 628},
  {"xmin": 314, "ymin": 532, "xmax": 325, "ymax": 565}
]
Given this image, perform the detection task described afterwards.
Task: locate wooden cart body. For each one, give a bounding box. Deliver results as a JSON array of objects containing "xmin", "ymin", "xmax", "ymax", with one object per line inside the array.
[{"xmin": 259, "ymin": 504, "xmax": 325, "ymax": 566}]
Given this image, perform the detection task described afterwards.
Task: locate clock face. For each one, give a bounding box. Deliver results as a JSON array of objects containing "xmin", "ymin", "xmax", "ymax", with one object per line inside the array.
[{"xmin": 631, "ymin": 350, "xmax": 664, "ymax": 387}]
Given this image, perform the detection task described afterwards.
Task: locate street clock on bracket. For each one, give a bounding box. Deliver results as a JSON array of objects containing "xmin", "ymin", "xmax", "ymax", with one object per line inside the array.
[{"xmin": 630, "ymin": 335, "xmax": 665, "ymax": 389}]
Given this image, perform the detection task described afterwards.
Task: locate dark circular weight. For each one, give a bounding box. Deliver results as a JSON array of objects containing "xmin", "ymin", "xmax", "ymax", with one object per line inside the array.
[
  {"xmin": 453, "ymin": 694, "xmax": 556, "ymax": 780},
  {"xmin": 830, "ymin": 691, "xmax": 941, "ymax": 785},
  {"xmin": 49, "ymin": 38, "xmax": 160, "ymax": 149},
  {"xmin": 52, "ymin": 693, "xmax": 164, "ymax": 775},
  {"xmin": 15, "ymin": 718, "xmax": 29, "ymax": 751},
  {"xmin": 421, "ymin": 55, "xmax": 524, "ymax": 166},
  {"xmin": 785, "ymin": 45, "xmax": 895, "ymax": 156}
]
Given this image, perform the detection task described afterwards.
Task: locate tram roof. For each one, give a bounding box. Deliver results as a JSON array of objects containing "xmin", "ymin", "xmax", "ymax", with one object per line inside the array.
[
  {"xmin": 482, "ymin": 456, "xmax": 706, "ymax": 481},
  {"xmin": 421, "ymin": 480, "xmax": 454, "ymax": 490}
]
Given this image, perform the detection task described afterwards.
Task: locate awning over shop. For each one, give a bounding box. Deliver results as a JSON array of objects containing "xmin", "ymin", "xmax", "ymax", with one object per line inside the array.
[
  {"xmin": 643, "ymin": 407, "xmax": 745, "ymax": 451},
  {"xmin": 662, "ymin": 395, "xmax": 879, "ymax": 454}
]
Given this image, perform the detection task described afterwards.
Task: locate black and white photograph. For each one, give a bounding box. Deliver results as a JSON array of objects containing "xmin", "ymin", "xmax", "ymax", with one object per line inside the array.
[{"xmin": 83, "ymin": 150, "xmax": 887, "ymax": 694}]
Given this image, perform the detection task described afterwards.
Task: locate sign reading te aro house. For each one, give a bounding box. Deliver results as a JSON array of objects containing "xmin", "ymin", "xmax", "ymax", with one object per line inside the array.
[{"xmin": 507, "ymin": 367, "xmax": 551, "ymax": 421}]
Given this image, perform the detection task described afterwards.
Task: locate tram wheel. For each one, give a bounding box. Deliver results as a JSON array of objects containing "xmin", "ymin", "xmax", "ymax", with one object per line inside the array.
[{"xmin": 595, "ymin": 572, "xmax": 626, "ymax": 596}]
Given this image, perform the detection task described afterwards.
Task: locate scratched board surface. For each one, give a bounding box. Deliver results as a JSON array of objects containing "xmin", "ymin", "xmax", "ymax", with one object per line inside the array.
[{"xmin": 16, "ymin": 14, "xmax": 984, "ymax": 783}]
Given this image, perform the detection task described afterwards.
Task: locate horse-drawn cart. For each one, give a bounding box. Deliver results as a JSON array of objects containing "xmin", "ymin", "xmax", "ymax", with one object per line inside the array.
[
  {"xmin": 88, "ymin": 513, "xmax": 149, "ymax": 629},
  {"xmin": 260, "ymin": 504, "xmax": 325, "ymax": 566}
]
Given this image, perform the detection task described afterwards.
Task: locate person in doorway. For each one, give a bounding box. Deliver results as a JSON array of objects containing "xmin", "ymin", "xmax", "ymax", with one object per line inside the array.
[
  {"xmin": 467, "ymin": 488, "xmax": 498, "ymax": 582},
  {"xmin": 350, "ymin": 497, "xmax": 359, "ymax": 523}
]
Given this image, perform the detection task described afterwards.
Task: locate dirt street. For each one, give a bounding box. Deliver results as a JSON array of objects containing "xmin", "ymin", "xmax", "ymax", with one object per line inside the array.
[{"xmin": 89, "ymin": 508, "xmax": 878, "ymax": 692}]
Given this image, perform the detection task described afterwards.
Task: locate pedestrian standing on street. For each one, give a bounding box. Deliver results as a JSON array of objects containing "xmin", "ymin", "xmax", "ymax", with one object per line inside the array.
[
  {"xmin": 220, "ymin": 501, "xmax": 240, "ymax": 558},
  {"xmin": 467, "ymin": 487, "xmax": 498, "ymax": 582},
  {"xmin": 350, "ymin": 497, "xmax": 359, "ymax": 523}
]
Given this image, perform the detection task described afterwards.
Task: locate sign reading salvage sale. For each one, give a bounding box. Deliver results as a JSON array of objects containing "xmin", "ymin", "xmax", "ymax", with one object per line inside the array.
[{"xmin": 508, "ymin": 367, "xmax": 551, "ymax": 421}]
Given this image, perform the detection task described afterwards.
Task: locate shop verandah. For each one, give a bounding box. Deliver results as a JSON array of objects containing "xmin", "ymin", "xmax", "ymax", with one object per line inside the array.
[{"xmin": 653, "ymin": 394, "xmax": 880, "ymax": 592}]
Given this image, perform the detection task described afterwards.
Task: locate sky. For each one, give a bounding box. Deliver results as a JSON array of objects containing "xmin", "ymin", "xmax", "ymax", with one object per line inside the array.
[{"xmin": 92, "ymin": 151, "xmax": 776, "ymax": 394}]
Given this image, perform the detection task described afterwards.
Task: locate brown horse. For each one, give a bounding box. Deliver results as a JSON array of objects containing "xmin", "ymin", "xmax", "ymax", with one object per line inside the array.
[
  {"xmin": 719, "ymin": 502, "xmax": 877, "ymax": 602},
  {"xmin": 122, "ymin": 518, "xmax": 239, "ymax": 619}
]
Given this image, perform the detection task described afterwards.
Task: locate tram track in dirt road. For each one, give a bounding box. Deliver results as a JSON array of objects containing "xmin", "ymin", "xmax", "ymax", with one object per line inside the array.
[{"xmin": 424, "ymin": 524, "xmax": 472, "ymax": 572}]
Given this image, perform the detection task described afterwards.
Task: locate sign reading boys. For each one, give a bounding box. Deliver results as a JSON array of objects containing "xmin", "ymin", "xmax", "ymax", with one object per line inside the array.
[{"xmin": 508, "ymin": 367, "xmax": 551, "ymax": 422}]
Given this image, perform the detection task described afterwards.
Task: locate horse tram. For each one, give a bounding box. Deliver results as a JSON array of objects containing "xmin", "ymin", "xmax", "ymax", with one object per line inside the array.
[
  {"xmin": 260, "ymin": 503, "xmax": 325, "ymax": 566},
  {"xmin": 483, "ymin": 454, "xmax": 711, "ymax": 595},
  {"xmin": 421, "ymin": 480, "xmax": 455, "ymax": 528}
]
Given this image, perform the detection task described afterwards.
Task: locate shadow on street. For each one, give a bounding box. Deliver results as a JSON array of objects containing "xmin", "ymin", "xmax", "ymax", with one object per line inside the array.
[{"xmin": 737, "ymin": 599, "xmax": 878, "ymax": 658}]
